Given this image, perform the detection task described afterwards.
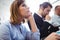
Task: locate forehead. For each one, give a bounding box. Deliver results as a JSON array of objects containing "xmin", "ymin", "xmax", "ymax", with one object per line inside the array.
[
  {"xmin": 19, "ymin": 2, "xmax": 26, "ymax": 7},
  {"xmin": 56, "ymin": 6, "xmax": 60, "ymax": 10},
  {"xmin": 57, "ymin": 6, "xmax": 60, "ymax": 9}
]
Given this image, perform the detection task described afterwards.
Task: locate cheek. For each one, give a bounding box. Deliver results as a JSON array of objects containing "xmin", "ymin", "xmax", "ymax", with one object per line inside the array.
[
  {"xmin": 44, "ymin": 10, "xmax": 47, "ymax": 14},
  {"xmin": 58, "ymin": 10, "xmax": 60, "ymax": 13},
  {"xmin": 19, "ymin": 8, "xmax": 30, "ymax": 18},
  {"xmin": 44, "ymin": 9, "xmax": 47, "ymax": 13},
  {"xmin": 58, "ymin": 11, "xmax": 60, "ymax": 14},
  {"xmin": 45, "ymin": 10, "xmax": 49, "ymax": 15},
  {"xmin": 19, "ymin": 7, "xmax": 27, "ymax": 16}
]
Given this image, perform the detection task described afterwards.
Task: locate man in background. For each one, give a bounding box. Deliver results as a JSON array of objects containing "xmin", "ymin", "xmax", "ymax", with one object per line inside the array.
[
  {"xmin": 50, "ymin": 5, "xmax": 60, "ymax": 27},
  {"xmin": 28, "ymin": 2, "xmax": 59, "ymax": 40}
]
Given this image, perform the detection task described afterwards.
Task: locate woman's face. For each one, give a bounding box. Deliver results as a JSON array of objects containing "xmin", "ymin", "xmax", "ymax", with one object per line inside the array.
[{"xmin": 18, "ymin": 3, "xmax": 31, "ymax": 18}]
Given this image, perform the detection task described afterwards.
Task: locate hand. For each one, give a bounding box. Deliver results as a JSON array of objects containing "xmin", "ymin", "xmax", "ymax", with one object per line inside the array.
[
  {"xmin": 25, "ymin": 11, "xmax": 32, "ymax": 20},
  {"xmin": 25, "ymin": 12, "xmax": 33, "ymax": 21},
  {"xmin": 25, "ymin": 12, "xmax": 38, "ymax": 32},
  {"xmin": 44, "ymin": 32, "xmax": 60, "ymax": 40}
]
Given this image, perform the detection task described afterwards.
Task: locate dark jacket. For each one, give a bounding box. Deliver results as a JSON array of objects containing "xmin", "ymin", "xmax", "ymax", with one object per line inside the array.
[{"xmin": 28, "ymin": 13, "xmax": 59, "ymax": 39}]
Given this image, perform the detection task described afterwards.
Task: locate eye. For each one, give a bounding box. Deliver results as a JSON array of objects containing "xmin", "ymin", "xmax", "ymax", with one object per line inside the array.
[
  {"xmin": 22, "ymin": 4, "xmax": 26, "ymax": 7},
  {"xmin": 47, "ymin": 10, "xmax": 50, "ymax": 12}
]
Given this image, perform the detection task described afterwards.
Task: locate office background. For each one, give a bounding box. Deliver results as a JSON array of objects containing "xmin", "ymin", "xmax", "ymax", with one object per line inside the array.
[{"xmin": 0, "ymin": 0, "xmax": 60, "ymax": 25}]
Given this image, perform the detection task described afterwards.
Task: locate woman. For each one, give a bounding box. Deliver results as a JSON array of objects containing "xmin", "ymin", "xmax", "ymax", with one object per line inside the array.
[{"xmin": 0, "ymin": 0, "xmax": 40, "ymax": 40}]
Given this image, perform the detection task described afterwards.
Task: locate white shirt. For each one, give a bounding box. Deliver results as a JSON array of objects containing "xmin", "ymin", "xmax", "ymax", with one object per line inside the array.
[{"xmin": 49, "ymin": 14, "xmax": 60, "ymax": 26}]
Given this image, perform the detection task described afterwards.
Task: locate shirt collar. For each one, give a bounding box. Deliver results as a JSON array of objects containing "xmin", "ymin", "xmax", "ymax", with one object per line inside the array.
[
  {"xmin": 54, "ymin": 14, "xmax": 60, "ymax": 18},
  {"xmin": 36, "ymin": 12, "xmax": 42, "ymax": 18}
]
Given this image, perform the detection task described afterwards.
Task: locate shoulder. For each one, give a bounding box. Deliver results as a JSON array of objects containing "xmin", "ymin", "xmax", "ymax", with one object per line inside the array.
[
  {"xmin": 0, "ymin": 21, "xmax": 12, "ymax": 40},
  {"xmin": 0, "ymin": 21, "xmax": 11, "ymax": 32},
  {"xmin": 34, "ymin": 13, "xmax": 42, "ymax": 21},
  {"xmin": 1, "ymin": 21, "xmax": 11, "ymax": 27}
]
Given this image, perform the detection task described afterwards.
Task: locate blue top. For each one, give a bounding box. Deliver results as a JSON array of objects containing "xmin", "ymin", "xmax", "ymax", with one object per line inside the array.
[
  {"xmin": 50, "ymin": 14, "xmax": 60, "ymax": 26},
  {"xmin": 0, "ymin": 21, "xmax": 40, "ymax": 40}
]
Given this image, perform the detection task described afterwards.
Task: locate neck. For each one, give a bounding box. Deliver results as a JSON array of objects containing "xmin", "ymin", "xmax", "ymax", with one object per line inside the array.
[
  {"xmin": 18, "ymin": 17, "xmax": 24, "ymax": 24},
  {"xmin": 38, "ymin": 10, "xmax": 45, "ymax": 19},
  {"xmin": 38, "ymin": 10, "xmax": 43, "ymax": 16}
]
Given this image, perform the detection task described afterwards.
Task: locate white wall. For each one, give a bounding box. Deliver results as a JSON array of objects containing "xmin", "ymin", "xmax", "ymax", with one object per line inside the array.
[
  {"xmin": 0, "ymin": 0, "xmax": 60, "ymax": 24},
  {"xmin": 49, "ymin": 1, "xmax": 60, "ymax": 17},
  {"xmin": 0, "ymin": 0, "xmax": 13, "ymax": 24}
]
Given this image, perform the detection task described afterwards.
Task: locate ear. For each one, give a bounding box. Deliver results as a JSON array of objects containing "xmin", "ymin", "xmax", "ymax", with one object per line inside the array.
[{"xmin": 40, "ymin": 6, "xmax": 44, "ymax": 10}]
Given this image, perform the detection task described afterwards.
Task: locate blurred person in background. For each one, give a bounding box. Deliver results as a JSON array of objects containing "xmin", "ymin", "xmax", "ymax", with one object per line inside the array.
[
  {"xmin": 50, "ymin": 5, "xmax": 60, "ymax": 27},
  {"xmin": 28, "ymin": 2, "xmax": 59, "ymax": 40}
]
